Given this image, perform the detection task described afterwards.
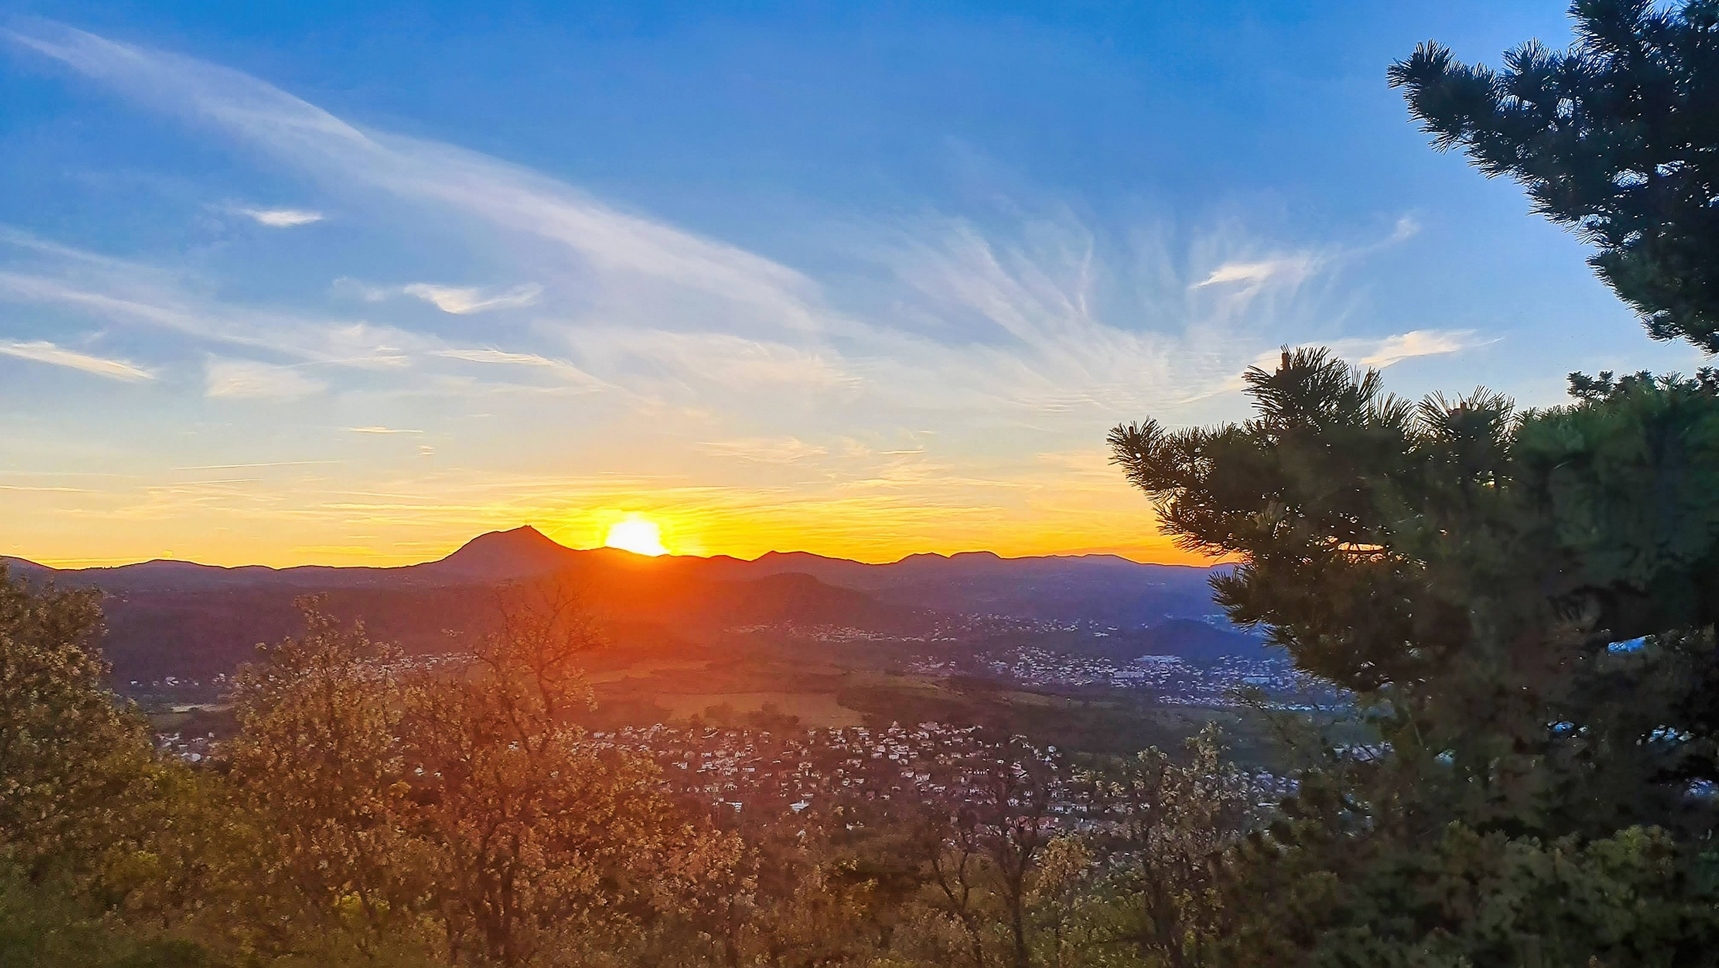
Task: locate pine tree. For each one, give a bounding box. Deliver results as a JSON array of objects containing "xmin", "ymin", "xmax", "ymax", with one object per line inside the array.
[
  {"xmin": 1110, "ymin": 352, "xmax": 1719, "ymax": 965},
  {"xmin": 1391, "ymin": 0, "xmax": 1719, "ymax": 350}
]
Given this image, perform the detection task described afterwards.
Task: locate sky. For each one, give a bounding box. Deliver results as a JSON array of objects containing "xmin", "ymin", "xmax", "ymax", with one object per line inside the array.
[{"xmin": 0, "ymin": 1, "xmax": 1705, "ymax": 568}]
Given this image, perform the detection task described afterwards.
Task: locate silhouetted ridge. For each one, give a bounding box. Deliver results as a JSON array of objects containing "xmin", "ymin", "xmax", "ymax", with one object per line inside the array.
[
  {"xmin": 423, "ymin": 525, "xmax": 580, "ymax": 581},
  {"xmin": 4, "ymin": 527, "xmax": 1239, "ymax": 678}
]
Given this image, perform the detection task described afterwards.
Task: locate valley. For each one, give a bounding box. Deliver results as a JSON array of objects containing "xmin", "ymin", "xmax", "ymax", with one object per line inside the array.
[{"xmin": 7, "ymin": 525, "xmax": 1314, "ymax": 762}]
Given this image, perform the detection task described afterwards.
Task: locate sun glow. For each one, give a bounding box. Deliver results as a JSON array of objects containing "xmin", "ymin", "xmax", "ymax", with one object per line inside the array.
[{"xmin": 602, "ymin": 515, "xmax": 669, "ymax": 556}]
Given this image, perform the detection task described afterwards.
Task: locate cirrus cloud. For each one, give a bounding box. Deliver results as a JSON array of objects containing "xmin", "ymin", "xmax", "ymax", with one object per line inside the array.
[
  {"xmin": 1193, "ymin": 255, "xmax": 1317, "ymax": 292},
  {"xmin": 1350, "ymin": 329, "xmax": 1495, "ymax": 369},
  {"xmin": 237, "ymin": 207, "xmax": 323, "ymax": 227},
  {"xmin": 0, "ymin": 338, "xmax": 154, "ymax": 381},
  {"xmin": 205, "ymin": 358, "xmax": 324, "ymax": 399},
  {"xmin": 402, "ymin": 282, "xmax": 543, "ymax": 314},
  {"xmin": 697, "ymin": 436, "xmax": 830, "ymax": 463}
]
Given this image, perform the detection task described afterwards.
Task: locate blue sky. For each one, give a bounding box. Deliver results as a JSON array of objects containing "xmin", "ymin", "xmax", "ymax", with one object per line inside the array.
[{"xmin": 0, "ymin": 2, "xmax": 1703, "ymax": 566}]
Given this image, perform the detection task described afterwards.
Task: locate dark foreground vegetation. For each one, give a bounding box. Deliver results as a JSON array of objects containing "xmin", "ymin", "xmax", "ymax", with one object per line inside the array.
[{"xmin": 6, "ymin": 2, "xmax": 1719, "ymax": 965}]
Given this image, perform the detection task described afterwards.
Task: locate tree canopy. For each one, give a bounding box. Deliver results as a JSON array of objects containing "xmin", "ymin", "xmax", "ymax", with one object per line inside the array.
[
  {"xmin": 1111, "ymin": 351, "xmax": 1719, "ymax": 964},
  {"xmin": 1391, "ymin": 0, "xmax": 1719, "ymax": 350},
  {"xmin": 0, "ymin": 566, "xmax": 158, "ymax": 885}
]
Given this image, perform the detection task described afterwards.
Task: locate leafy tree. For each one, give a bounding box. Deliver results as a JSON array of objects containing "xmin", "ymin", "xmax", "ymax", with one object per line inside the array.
[
  {"xmin": 0, "ymin": 566, "xmax": 159, "ymax": 885},
  {"xmin": 1023, "ymin": 834, "xmax": 1099, "ymax": 968},
  {"xmin": 227, "ymin": 586, "xmax": 742, "ymax": 967},
  {"xmin": 0, "ymin": 568, "xmax": 244, "ymax": 965},
  {"xmin": 1083, "ymin": 726, "xmax": 1259, "ymax": 968},
  {"xmin": 759, "ymin": 796, "xmax": 991, "ymax": 968},
  {"xmin": 228, "ymin": 597, "xmax": 429, "ymax": 954},
  {"xmin": 102, "ymin": 763, "xmax": 289, "ymax": 962},
  {"xmin": 0, "ymin": 862, "xmax": 217, "ymax": 968},
  {"xmin": 1390, "ymin": 0, "xmax": 1719, "ymax": 350},
  {"xmin": 915, "ymin": 736, "xmax": 1065, "ymax": 968},
  {"xmin": 398, "ymin": 584, "xmax": 703, "ymax": 966},
  {"xmin": 1110, "ymin": 350, "xmax": 1719, "ymax": 965}
]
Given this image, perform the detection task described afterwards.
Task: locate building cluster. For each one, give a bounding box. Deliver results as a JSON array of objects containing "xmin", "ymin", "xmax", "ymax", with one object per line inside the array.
[
  {"xmin": 126, "ymin": 672, "xmax": 229, "ymax": 696},
  {"xmin": 726, "ymin": 614, "xmax": 1113, "ymax": 645},
  {"xmin": 156, "ymin": 729, "xmax": 219, "ymax": 763},
  {"xmin": 583, "ymin": 721, "xmax": 1067, "ymax": 817},
  {"xmin": 726, "ymin": 623, "xmax": 951, "ymax": 643},
  {"xmin": 584, "ymin": 721, "xmax": 1299, "ymax": 827},
  {"xmin": 909, "ymin": 648, "xmax": 1342, "ymax": 709},
  {"xmin": 152, "ymin": 715, "xmax": 1299, "ymax": 828},
  {"xmin": 129, "ymin": 653, "xmax": 472, "ymax": 705}
]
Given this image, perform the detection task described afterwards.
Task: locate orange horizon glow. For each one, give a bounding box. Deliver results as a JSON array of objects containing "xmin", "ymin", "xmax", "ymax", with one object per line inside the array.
[
  {"xmin": 17, "ymin": 522, "xmax": 1219, "ymax": 571},
  {"xmin": 5, "ymin": 448, "xmax": 1220, "ymax": 570},
  {"xmin": 602, "ymin": 515, "xmax": 669, "ymax": 557}
]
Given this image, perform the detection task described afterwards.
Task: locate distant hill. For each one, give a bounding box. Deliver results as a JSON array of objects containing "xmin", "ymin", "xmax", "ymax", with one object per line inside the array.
[
  {"xmin": 0, "ymin": 525, "xmax": 587, "ymax": 593},
  {"xmin": 2, "ymin": 527, "xmax": 1232, "ymax": 680},
  {"xmin": 698, "ymin": 548, "xmax": 1225, "ymax": 627}
]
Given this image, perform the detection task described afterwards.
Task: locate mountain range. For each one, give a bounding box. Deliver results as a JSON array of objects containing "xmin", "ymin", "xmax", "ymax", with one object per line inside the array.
[{"xmin": 3, "ymin": 527, "xmax": 1241, "ymax": 681}]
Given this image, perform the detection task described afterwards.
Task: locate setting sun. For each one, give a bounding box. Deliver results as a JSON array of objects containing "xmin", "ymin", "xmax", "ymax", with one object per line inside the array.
[{"xmin": 602, "ymin": 515, "xmax": 668, "ymax": 556}]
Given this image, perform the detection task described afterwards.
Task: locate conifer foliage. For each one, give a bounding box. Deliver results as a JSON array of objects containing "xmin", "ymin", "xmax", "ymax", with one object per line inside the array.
[
  {"xmin": 1111, "ymin": 353, "xmax": 1719, "ymax": 964},
  {"xmin": 1390, "ymin": 0, "xmax": 1719, "ymax": 350}
]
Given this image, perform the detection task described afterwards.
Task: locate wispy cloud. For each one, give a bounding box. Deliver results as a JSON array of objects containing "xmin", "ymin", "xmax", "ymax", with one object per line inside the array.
[
  {"xmin": 345, "ymin": 425, "xmax": 424, "ymax": 435},
  {"xmin": 0, "ymin": 261, "xmax": 416, "ymax": 369},
  {"xmin": 850, "ymin": 215, "xmax": 1266, "ymax": 416},
  {"xmin": 6, "ymin": 22, "xmax": 1289, "ymax": 422},
  {"xmin": 173, "ymin": 460, "xmax": 340, "ymax": 470},
  {"xmin": 1236, "ymin": 328, "xmax": 1494, "ymax": 379},
  {"xmin": 1193, "ymin": 255, "xmax": 1317, "ymax": 293},
  {"xmin": 1191, "ymin": 215, "xmax": 1420, "ymax": 302},
  {"xmin": 0, "ymin": 483, "xmax": 98, "ymax": 493},
  {"xmin": 0, "ymin": 236, "xmax": 599, "ymax": 395},
  {"xmin": 1387, "ymin": 215, "xmax": 1421, "ymax": 244},
  {"xmin": 4, "ymin": 23, "xmax": 824, "ymax": 337},
  {"xmin": 572, "ymin": 328, "xmax": 858, "ymax": 394},
  {"xmin": 698, "ymin": 437, "xmax": 830, "ymax": 463},
  {"xmin": 0, "ymin": 339, "xmax": 154, "ymax": 381},
  {"xmin": 1181, "ymin": 326, "xmax": 1493, "ymax": 406},
  {"xmin": 237, "ymin": 207, "xmax": 323, "ymax": 227},
  {"xmin": 402, "ymin": 283, "xmax": 542, "ymax": 314},
  {"xmin": 1346, "ymin": 329, "xmax": 1495, "ymax": 369},
  {"xmin": 430, "ymin": 347, "xmax": 601, "ymax": 387},
  {"xmin": 205, "ymin": 358, "xmax": 324, "ymax": 399}
]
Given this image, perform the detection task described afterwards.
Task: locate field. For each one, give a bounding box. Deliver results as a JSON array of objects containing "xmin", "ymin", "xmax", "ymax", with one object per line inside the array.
[{"xmin": 656, "ymin": 692, "xmax": 866, "ymax": 727}]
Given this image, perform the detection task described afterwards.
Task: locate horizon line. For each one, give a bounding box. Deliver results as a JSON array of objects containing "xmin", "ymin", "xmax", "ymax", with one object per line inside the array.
[{"xmin": 5, "ymin": 523, "xmax": 1219, "ymax": 572}]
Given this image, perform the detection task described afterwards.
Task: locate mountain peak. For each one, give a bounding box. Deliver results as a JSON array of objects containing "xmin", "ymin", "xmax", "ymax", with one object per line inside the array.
[
  {"xmin": 486, "ymin": 524, "xmax": 553, "ymax": 545},
  {"xmin": 426, "ymin": 525, "xmax": 580, "ymax": 581}
]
